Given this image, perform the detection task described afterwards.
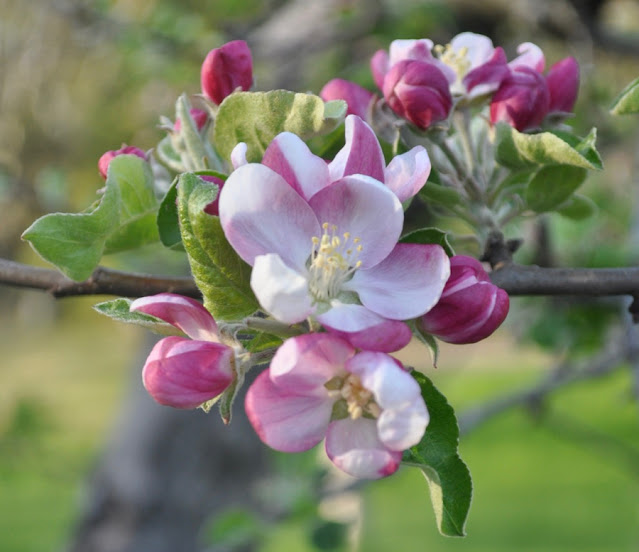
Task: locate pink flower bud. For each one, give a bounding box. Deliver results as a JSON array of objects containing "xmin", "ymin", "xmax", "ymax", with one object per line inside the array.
[
  {"xmin": 546, "ymin": 56, "xmax": 579, "ymax": 114},
  {"xmin": 98, "ymin": 145, "xmax": 147, "ymax": 180},
  {"xmin": 173, "ymin": 108, "xmax": 209, "ymax": 133},
  {"xmin": 320, "ymin": 78, "xmax": 375, "ymax": 120},
  {"xmin": 490, "ymin": 66, "xmax": 550, "ymax": 131},
  {"xmin": 382, "ymin": 59, "xmax": 453, "ymax": 130},
  {"xmin": 201, "ymin": 40, "xmax": 253, "ymax": 105},
  {"xmin": 463, "ymin": 47, "xmax": 509, "ymax": 97},
  {"xmin": 200, "ymin": 175, "xmax": 225, "ymax": 216},
  {"xmin": 420, "ymin": 255, "xmax": 509, "ymax": 344}
]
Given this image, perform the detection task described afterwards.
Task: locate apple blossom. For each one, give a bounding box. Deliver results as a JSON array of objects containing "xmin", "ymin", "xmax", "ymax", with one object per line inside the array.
[
  {"xmin": 419, "ymin": 255, "xmax": 509, "ymax": 344},
  {"xmin": 245, "ymin": 333, "xmax": 429, "ymax": 478},
  {"xmin": 219, "ymin": 115, "xmax": 449, "ymax": 349},
  {"xmin": 98, "ymin": 145, "xmax": 147, "ymax": 180},
  {"xmin": 546, "ymin": 56, "xmax": 579, "ymax": 115},
  {"xmin": 130, "ymin": 293, "xmax": 235, "ymax": 409},
  {"xmin": 201, "ymin": 40, "xmax": 253, "ymax": 105},
  {"xmin": 320, "ymin": 78, "xmax": 375, "ymax": 120}
]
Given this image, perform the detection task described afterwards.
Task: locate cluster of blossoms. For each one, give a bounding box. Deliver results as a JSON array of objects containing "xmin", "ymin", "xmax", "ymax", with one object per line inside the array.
[
  {"xmin": 99, "ymin": 38, "xmax": 510, "ymax": 479},
  {"xmin": 321, "ymin": 32, "xmax": 579, "ymax": 132}
]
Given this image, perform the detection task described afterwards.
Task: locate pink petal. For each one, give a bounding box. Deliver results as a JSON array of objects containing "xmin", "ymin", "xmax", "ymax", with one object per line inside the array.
[
  {"xmin": 371, "ymin": 49, "xmax": 390, "ymax": 91},
  {"xmin": 316, "ymin": 302, "xmax": 389, "ymax": 333},
  {"xmin": 245, "ymin": 370, "xmax": 333, "ymax": 453},
  {"xmin": 269, "ymin": 333, "xmax": 355, "ymax": 391},
  {"xmin": 347, "ymin": 352, "xmax": 428, "ymax": 450},
  {"xmin": 383, "ymin": 146, "xmax": 431, "ymax": 202},
  {"xmin": 320, "ymin": 79, "xmax": 375, "ymax": 121},
  {"xmin": 142, "ymin": 336, "xmax": 234, "ymax": 409},
  {"xmin": 463, "ymin": 47, "xmax": 509, "ymax": 98},
  {"xmin": 219, "ymin": 163, "xmax": 320, "ymax": 270},
  {"xmin": 509, "ymin": 42, "xmax": 545, "ymax": 72},
  {"xmin": 325, "ymin": 418, "xmax": 401, "ymax": 479},
  {"xmin": 261, "ymin": 132, "xmax": 331, "ymax": 201},
  {"xmin": 130, "ymin": 293, "xmax": 219, "ymax": 341},
  {"xmin": 347, "ymin": 243, "xmax": 450, "ymax": 320},
  {"xmin": 328, "ymin": 115, "xmax": 385, "ymax": 183},
  {"xmin": 326, "ymin": 318, "xmax": 412, "ymax": 353},
  {"xmin": 309, "ymin": 175, "xmax": 403, "ymax": 269},
  {"xmin": 251, "ymin": 253, "xmax": 314, "ymax": 324},
  {"xmin": 388, "ymin": 39, "xmax": 435, "ymax": 66}
]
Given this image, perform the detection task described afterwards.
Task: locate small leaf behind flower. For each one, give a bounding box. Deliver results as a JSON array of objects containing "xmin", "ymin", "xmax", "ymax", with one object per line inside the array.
[
  {"xmin": 400, "ymin": 227, "xmax": 455, "ymax": 257},
  {"xmin": 93, "ymin": 298, "xmax": 183, "ymax": 336},
  {"xmin": 214, "ymin": 91, "xmax": 346, "ymax": 162},
  {"xmin": 610, "ymin": 76, "xmax": 639, "ymax": 115},
  {"xmin": 403, "ymin": 372, "xmax": 472, "ymax": 537}
]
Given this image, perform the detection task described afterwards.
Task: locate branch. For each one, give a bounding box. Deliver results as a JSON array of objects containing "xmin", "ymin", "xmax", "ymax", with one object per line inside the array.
[{"xmin": 0, "ymin": 258, "xmax": 200, "ymax": 299}]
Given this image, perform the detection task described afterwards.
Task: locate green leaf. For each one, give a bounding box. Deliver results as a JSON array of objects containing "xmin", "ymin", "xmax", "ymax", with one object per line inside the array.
[
  {"xmin": 412, "ymin": 321, "xmax": 440, "ymax": 368},
  {"xmin": 22, "ymin": 155, "xmax": 158, "ymax": 281},
  {"xmin": 157, "ymin": 177, "xmax": 183, "ymax": 250},
  {"xmin": 552, "ymin": 128, "xmax": 602, "ymax": 170},
  {"xmin": 93, "ymin": 298, "xmax": 184, "ymax": 336},
  {"xmin": 525, "ymin": 165, "xmax": 588, "ymax": 212},
  {"xmin": 403, "ymin": 372, "xmax": 472, "ymax": 537},
  {"xmin": 556, "ymin": 193, "xmax": 598, "ymax": 220},
  {"xmin": 419, "ymin": 181, "xmax": 463, "ymax": 209},
  {"xmin": 243, "ymin": 331, "xmax": 283, "ymax": 353},
  {"xmin": 495, "ymin": 123, "xmax": 600, "ymax": 171},
  {"xmin": 178, "ymin": 172, "xmax": 258, "ymax": 321},
  {"xmin": 214, "ymin": 91, "xmax": 347, "ymax": 162},
  {"xmin": 400, "ymin": 227, "xmax": 455, "ymax": 257},
  {"xmin": 610, "ymin": 76, "xmax": 639, "ymax": 115}
]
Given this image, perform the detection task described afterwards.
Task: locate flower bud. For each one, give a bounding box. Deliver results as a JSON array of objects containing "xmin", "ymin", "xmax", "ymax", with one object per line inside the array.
[
  {"xmin": 201, "ymin": 40, "xmax": 253, "ymax": 105},
  {"xmin": 419, "ymin": 255, "xmax": 509, "ymax": 344},
  {"xmin": 490, "ymin": 66, "xmax": 550, "ymax": 131},
  {"xmin": 173, "ymin": 108, "xmax": 209, "ymax": 133},
  {"xmin": 546, "ymin": 56, "xmax": 579, "ymax": 114},
  {"xmin": 382, "ymin": 59, "xmax": 453, "ymax": 130},
  {"xmin": 98, "ymin": 145, "xmax": 147, "ymax": 180},
  {"xmin": 320, "ymin": 78, "xmax": 375, "ymax": 120}
]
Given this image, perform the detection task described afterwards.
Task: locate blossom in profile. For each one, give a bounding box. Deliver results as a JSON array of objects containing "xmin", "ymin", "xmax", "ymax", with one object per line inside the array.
[
  {"xmin": 245, "ymin": 333, "xmax": 429, "ymax": 478},
  {"xmin": 98, "ymin": 145, "xmax": 147, "ymax": 180},
  {"xmin": 201, "ymin": 40, "xmax": 253, "ymax": 105},
  {"xmin": 130, "ymin": 293, "xmax": 235, "ymax": 408},
  {"xmin": 419, "ymin": 255, "xmax": 509, "ymax": 344},
  {"xmin": 219, "ymin": 115, "xmax": 449, "ymax": 351}
]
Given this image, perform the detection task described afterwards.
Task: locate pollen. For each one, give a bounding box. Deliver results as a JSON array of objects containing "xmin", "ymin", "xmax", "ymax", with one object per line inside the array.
[
  {"xmin": 435, "ymin": 43, "xmax": 471, "ymax": 80},
  {"xmin": 340, "ymin": 373, "xmax": 380, "ymax": 420},
  {"xmin": 307, "ymin": 222, "xmax": 363, "ymax": 303}
]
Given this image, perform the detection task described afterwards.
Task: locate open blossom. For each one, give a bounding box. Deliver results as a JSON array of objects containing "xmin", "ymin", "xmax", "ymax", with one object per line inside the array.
[
  {"xmin": 201, "ymin": 40, "xmax": 253, "ymax": 105},
  {"xmin": 130, "ymin": 294, "xmax": 235, "ymax": 408},
  {"xmin": 98, "ymin": 145, "xmax": 147, "ymax": 180},
  {"xmin": 220, "ymin": 115, "xmax": 449, "ymax": 351},
  {"xmin": 245, "ymin": 333, "xmax": 429, "ymax": 478},
  {"xmin": 419, "ymin": 256, "xmax": 509, "ymax": 344}
]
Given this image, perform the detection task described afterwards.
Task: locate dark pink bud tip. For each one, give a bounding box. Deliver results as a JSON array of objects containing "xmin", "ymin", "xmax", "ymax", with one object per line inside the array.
[
  {"xmin": 420, "ymin": 255, "xmax": 509, "ymax": 344},
  {"xmin": 546, "ymin": 56, "xmax": 579, "ymax": 114},
  {"xmin": 320, "ymin": 79, "xmax": 375, "ymax": 120},
  {"xmin": 382, "ymin": 59, "xmax": 453, "ymax": 130},
  {"xmin": 98, "ymin": 145, "xmax": 147, "ymax": 180},
  {"xmin": 201, "ymin": 40, "xmax": 253, "ymax": 105}
]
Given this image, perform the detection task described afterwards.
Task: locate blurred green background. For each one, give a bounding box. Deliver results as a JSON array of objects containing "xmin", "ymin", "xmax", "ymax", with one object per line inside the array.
[{"xmin": 1, "ymin": 0, "xmax": 638, "ymax": 551}]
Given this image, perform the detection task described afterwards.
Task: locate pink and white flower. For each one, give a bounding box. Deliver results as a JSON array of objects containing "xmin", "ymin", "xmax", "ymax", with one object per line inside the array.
[
  {"xmin": 245, "ymin": 333, "xmax": 429, "ymax": 478},
  {"xmin": 130, "ymin": 293, "xmax": 235, "ymax": 409},
  {"xmin": 219, "ymin": 115, "xmax": 449, "ymax": 350}
]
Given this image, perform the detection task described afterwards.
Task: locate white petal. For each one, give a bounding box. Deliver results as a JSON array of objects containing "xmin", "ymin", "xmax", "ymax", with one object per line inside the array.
[
  {"xmin": 251, "ymin": 254, "xmax": 314, "ymax": 324},
  {"xmin": 219, "ymin": 163, "xmax": 320, "ymax": 270},
  {"xmin": 450, "ymin": 32, "xmax": 494, "ymax": 69},
  {"xmin": 325, "ymin": 418, "xmax": 401, "ymax": 479},
  {"xmin": 383, "ymin": 146, "xmax": 431, "ymax": 202},
  {"xmin": 230, "ymin": 142, "xmax": 248, "ymax": 169}
]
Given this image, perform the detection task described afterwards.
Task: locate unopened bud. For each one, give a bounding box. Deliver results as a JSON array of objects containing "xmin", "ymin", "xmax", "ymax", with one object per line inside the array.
[
  {"xmin": 546, "ymin": 56, "xmax": 579, "ymax": 114},
  {"xmin": 98, "ymin": 145, "xmax": 147, "ymax": 180},
  {"xmin": 320, "ymin": 78, "xmax": 375, "ymax": 120},
  {"xmin": 201, "ymin": 40, "xmax": 253, "ymax": 105}
]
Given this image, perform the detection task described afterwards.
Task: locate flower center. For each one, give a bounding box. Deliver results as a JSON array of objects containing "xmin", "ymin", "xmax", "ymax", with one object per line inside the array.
[
  {"xmin": 307, "ymin": 222, "xmax": 363, "ymax": 304},
  {"xmin": 325, "ymin": 373, "xmax": 381, "ymax": 420},
  {"xmin": 435, "ymin": 43, "xmax": 471, "ymax": 81}
]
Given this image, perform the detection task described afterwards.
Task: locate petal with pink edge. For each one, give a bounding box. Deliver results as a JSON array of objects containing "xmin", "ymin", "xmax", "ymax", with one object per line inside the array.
[
  {"xmin": 309, "ymin": 175, "xmax": 403, "ymax": 268},
  {"xmin": 251, "ymin": 253, "xmax": 314, "ymax": 324},
  {"xmin": 384, "ymin": 146, "xmax": 431, "ymax": 202},
  {"xmin": 388, "ymin": 39, "xmax": 435, "ymax": 66},
  {"xmin": 450, "ymin": 32, "xmax": 494, "ymax": 69},
  {"xmin": 261, "ymin": 132, "xmax": 331, "ymax": 201},
  {"xmin": 326, "ymin": 318, "xmax": 412, "ymax": 353},
  {"xmin": 509, "ymin": 42, "xmax": 545, "ymax": 72},
  {"xmin": 346, "ymin": 243, "xmax": 450, "ymax": 320},
  {"xmin": 316, "ymin": 301, "xmax": 388, "ymax": 333},
  {"xmin": 142, "ymin": 336, "xmax": 233, "ymax": 409},
  {"xmin": 325, "ymin": 418, "xmax": 401, "ymax": 479},
  {"xmin": 269, "ymin": 333, "xmax": 355, "ymax": 391},
  {"xmin": 371, "ymin": 49, "xmax": 390, "ymax": 90},
  {"xmin": 328, "ymin": 115, "xmax": 385, "ymax": 183},
  {"xmin": 219, "ymin": 163, "xmax": 320, "ymax": 270},
  {"xmin": 131, "ymin": 293, "xmax": 219, "ymax": 342},
  {"xmin": 245, "ymin": 369, "xmax": 333, "ymax": 453}
]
